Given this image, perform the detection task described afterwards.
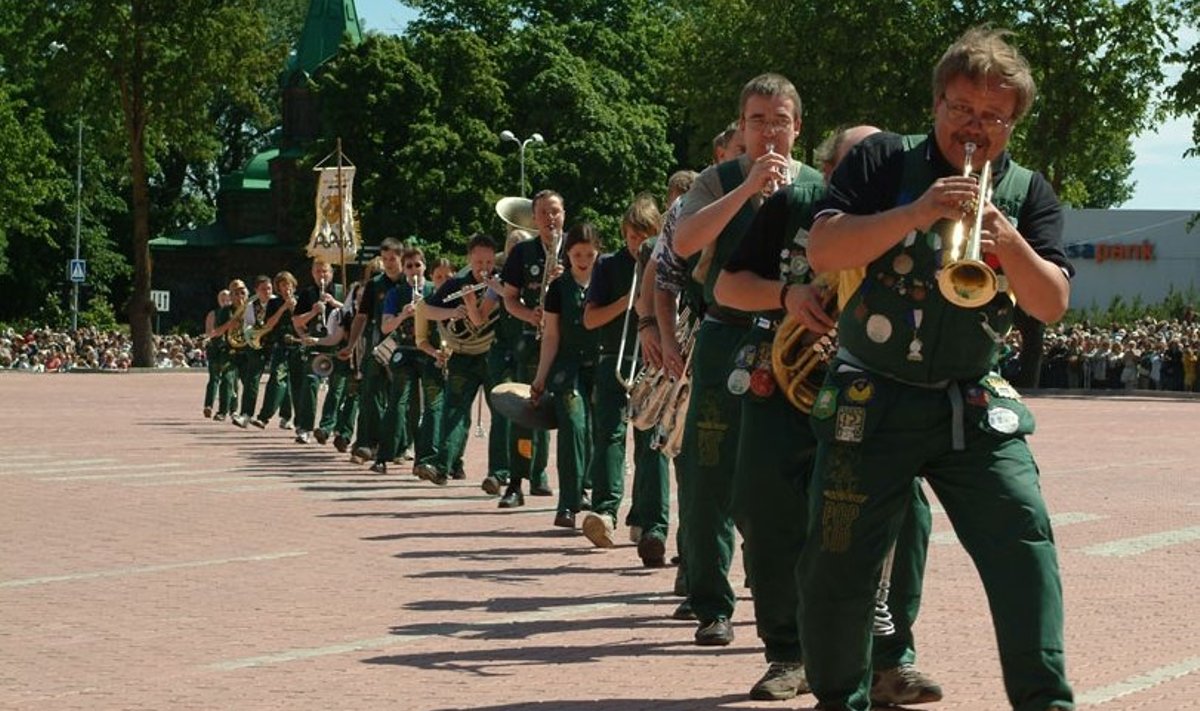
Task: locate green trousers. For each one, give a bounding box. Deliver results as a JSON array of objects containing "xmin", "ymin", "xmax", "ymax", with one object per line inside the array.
[
  {"xmin": 799, "ymin": 368, "xmax": 1073, "ymax": 711},
  {"xmin": 548, "ymin": 359, "xmax": 595, "ymax": 514},
  {"xmin": 414, "ymin": 358, "xmax": 445, "ymax": 467},
  {"xmin": 257, "ymin": 345, "xmax": 304, "ymax": 423},
  {"xmin": 375, "ymin": 352, "xmax": 424, "ymax": 463},
  {"xmin": 438, "ymin": 351, "xmax": 494, "ymax": 479},
  {"xmin": 592, "ymin": 355, "xmax": 669, "ymax": 534},
  {"xmin": 204, "ymin": 347, "xmax": 225, "ymax": 410},
  {"xmin": 679, "ymin": 319, "xmax": 745, "ymax": 623},
  {"xmin": 352, "ymin": 355, "xmax": 394, "ymax": 452},
  {"xmin": 318, "ymin": 358, "xmax": 355, "ymax": 437},
  {"xmin": 504, "ymin": 336, "xmax": 551, "ymax": 492},
  {"xmin": 233, "ymin": 348, "xmax": 266, "ymax": 418}
]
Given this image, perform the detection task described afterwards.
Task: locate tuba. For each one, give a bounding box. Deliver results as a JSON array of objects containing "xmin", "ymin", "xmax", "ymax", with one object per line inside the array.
[
  {"xmin": 770, "ymin": 270, "xmax": 862, "ymax": 412},
  {"xmin": 225, "ymin": 301, "xmax": 248, "ymax": 350},
  {"xmin": 630, "ymin": 309, "xmax": 697, "ymax": 432},
  {"xmin": 496, "ymin": 196, "xmax": 536, "ymax": 239},
  {"xmin": 937, "ymin": 141, "xmax": 998, "ymax": 309}
]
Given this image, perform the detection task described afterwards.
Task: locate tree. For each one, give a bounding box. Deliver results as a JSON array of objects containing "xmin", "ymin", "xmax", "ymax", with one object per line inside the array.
[
  {"xmin": 1168, "ymin": 0, "xmax": 1200, "ymax": 159},
  {"xmin": 45, "ymin": 0, "xmax": 278, "ymax": 365}
]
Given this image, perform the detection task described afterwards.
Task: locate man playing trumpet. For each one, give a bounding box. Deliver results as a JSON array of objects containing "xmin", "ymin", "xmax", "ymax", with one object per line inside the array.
[{"xmin": 801, "ymin": 28, "xmax": 1074, "ymax": 711}]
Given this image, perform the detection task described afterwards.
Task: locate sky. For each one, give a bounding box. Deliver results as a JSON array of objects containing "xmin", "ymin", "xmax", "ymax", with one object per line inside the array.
[{"xmin": 354, "ymin": 0, "xmax": 1198, "ymax": 211}]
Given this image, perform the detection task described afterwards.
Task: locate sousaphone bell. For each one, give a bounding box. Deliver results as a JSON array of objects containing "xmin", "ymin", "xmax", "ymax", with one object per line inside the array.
[{"xmin": 495, "ymin": 196, "xmax": 537, "ymax": 240}]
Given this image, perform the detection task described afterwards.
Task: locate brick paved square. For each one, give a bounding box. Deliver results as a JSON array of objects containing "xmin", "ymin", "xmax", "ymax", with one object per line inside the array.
[{"xmin": 2, "ymin": 373, "xmax": 1198, "ymax": 709}]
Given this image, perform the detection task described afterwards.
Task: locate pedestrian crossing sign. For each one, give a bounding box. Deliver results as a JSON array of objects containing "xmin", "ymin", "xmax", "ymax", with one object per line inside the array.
[{"xmin": 68, "ymin": 259, "xmax": 86, "ymax": 283}]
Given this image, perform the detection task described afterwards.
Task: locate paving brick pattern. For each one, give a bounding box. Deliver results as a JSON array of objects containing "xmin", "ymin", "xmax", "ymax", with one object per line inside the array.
[{"xmin": 2, "ymin": 373, "xmax": 1198, "ymax": 710}]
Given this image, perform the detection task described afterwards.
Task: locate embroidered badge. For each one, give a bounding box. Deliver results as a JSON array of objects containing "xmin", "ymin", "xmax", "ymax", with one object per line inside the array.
[
  {"xmin": 965, "ymin": 386, "xmax": 990, "ymax": 408},
  {"xmin": 727, "ymin": 368, "xmax": 751, "ymax": 395},
  {"xmin": 812, "ymin": 386, "xmax": 837, "ymax": 419},
  {"xmin": 845, "ymin": 379, "xmax": 874, "ymax": 404},
  {"xmin": 834, "ymin": 405, "xmax": 866, "ymax": 443},
  {"xmin": 987, "ymin": 406, "xmax": 1020, "ymax": 434},
  {"xmin": 734, "ymin": 345, "xmax": 757, "ymax": 369},
  {"xmin": 530, "ymin": 264, "xmax": 541, "ymax": 276},
  {"xmin": 982, "ymin": 374, "xmax": 1021, "ymax": 400}
]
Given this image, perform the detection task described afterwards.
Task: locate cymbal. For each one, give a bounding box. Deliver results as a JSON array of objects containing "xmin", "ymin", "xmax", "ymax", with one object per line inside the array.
[{"xmin": 489, "ymin": 382, "xmax": 558, "ymax": 430}]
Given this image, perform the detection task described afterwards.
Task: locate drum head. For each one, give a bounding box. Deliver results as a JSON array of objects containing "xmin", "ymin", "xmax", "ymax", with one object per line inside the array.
[{"xmin": 489, "ymin": 382, "xmax": 558, "ymax": 430}]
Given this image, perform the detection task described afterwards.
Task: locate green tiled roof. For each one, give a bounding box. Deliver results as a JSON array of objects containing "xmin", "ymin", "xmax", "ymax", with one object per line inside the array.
[{"xmin": 281, "ymin": 0, "xmax": 364, "ymax": 87}]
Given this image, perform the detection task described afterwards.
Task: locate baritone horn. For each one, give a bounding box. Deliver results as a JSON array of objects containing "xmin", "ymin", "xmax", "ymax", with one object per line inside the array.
[
  {"xmin": 937, "ymin": 141, "xmax": 998, "ymax": 309},
  {"xmin": 770, "ymin": 270, "xmax": 863, "ymax": 413}
]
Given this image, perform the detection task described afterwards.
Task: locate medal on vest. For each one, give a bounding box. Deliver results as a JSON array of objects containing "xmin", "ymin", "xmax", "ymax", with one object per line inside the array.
[
  {"xmin": 749, "ymin": 367, "xmax": 775, "ymax": 397},
  {"xmin": 835, "ymin": 406, "xmax": 866, "ymax": 443},
  {"xmin": 812, "ymin": 386, "xmax": 837, "ymax": 419},
  {"xmin": 965, "ymin": 386, "xmax": 990, "ymax": 408},
  {"xmin": 735, "ymin": 344, "xmax": 757, "ymax": 369},
  {"xmin": 866, "ymin": 314, "xmax": 893, "ymax": 343},
  {"xmin": 727, "ymin": 368, "xmax": 751, "ymax": 395},
  {"xmin": 907, "ymin": 309, "xmax": 924, "ymax": 362},
  {"xmin": 893, "ymin": 253, "xmax": 913, "ymax": 275}
]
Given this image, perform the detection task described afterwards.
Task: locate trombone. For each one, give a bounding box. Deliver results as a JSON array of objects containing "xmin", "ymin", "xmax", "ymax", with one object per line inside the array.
[
  {"xmin": 937, "ymin": 142, "xmax": 998, "ymax": 309},
  {"xmin": 613, "ymin": 260, "xmax": 641, "ymax": 393}
]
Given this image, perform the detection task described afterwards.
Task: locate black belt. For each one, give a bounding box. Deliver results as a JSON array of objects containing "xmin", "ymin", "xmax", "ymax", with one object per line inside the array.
[{"xmin": 703, "ymin": 303, "xmax": 753, "ymax": 328}]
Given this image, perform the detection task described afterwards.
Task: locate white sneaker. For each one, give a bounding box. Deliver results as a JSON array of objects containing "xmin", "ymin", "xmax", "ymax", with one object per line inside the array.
[
  {"xmin": 278, "ymin": 418, "xmax": 293, "ymax": 430},
  {"xmin": 294, "ymin": 430, "xmax": 311, "ymax": 444},
  {"xmin": 582, "ymin": 512, "xmax": 615, "ymax": 548},
  {"xmin": 232, "ymin": 414, "xmax": 248, "ymax": 428}
]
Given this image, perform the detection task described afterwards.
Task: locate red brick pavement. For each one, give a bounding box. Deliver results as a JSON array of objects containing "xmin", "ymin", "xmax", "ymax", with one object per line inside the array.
[{"xmin": 1, "ymin": 373, "xmax": 1199, "ymax": 710}]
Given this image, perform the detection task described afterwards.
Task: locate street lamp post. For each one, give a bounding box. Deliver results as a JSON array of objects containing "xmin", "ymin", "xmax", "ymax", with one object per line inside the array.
[
  {"xmin": 50, "ymin": 41, "xmax": 84, "ymax": 331},
  {"xmin": 499, "ymin": 130, "xmax": 544, "ymax": 197}
]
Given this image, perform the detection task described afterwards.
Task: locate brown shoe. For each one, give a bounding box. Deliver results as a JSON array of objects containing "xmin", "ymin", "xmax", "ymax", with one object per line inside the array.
[
  {"xmin": 749, "ymin": 661, "xmax": 809, "ymax": 701},
  {"xmin": 637, "ymin": 535, "xmax": 667, "ymax": 567},
  {"xmin": 581, "ymin": 512, "xmax": 615, "ymax": 548},
  {"xmin": 480, "ymin": 476, "xmax": 502, "ymax": 496},
  {"xmin": 870, "ymin": 665, "xmax": 943, "ymax": 705}
]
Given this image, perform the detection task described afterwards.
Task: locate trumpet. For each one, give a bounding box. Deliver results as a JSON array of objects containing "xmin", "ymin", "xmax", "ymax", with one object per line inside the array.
[{"xmin": 937, "ymin": 141, "xmax": 998, "ymax": 309}]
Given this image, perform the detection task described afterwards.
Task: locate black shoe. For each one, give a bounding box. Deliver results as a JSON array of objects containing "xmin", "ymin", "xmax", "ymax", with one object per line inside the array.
[
  {"xmin": 369, "ymin": 461, "xmax": 387, "ymax": 475},
  {"xmin": 637, "ymin": 535, "xmax": 667, "ymax": 568},
  {"xmin": 529, "ymin": 484, "xmax": 553, "ymax": 496},
  {"xmin": 313, "ymin": 428, "xmax": 329, "ymax": 445},
  {"xmin": 415, "ymin": 463, "xmax": 447, "ymax": 486},
  {"xmin": 498, "ymin": 490, "xmax": 525, "ymax": 509},
  {"xmin": 671, "ymin": 601, "xmax": 697, "ymax": 621},
  {"xmin": 553, "ymin": 511, "xmax": 576, "ymax": 529},
  {"xmin": 451, "ymin": 464, "xmax": 466, "ymax": 480},
  {"xmin": 333, "ymin": 434, "xmax": 349, "ymax": 453},
  {"xmin": 695, "ymin": 617, "xmax": 734, "ymax": 646},
  {"xmin": 480, "ymin": 476, "xmax": 502, "ymax": 496},
  {"xmin": 203, "ymin": 407, "xmax": 213, "ymax": 418}
]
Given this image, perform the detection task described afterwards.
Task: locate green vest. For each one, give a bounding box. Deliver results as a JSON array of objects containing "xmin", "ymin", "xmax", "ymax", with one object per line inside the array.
[
  {"xmin": 701, "ymin": 159, "xmax": 824, "ymax": 317},
  {"xmin": 513, "ymin": 238, "xmax": 555, "ymax": 338},
  {"xmin": 554, "ymin": 275, "xmax": 598, "ymax": 362},
  {"xmin": 753, "ymin": 179, "xmax": 827, "ymax": 321},
  {"xmin": 838, "ymin": 135, "xmax": 1034, "ymax": 383},
  {"xmin": 596, "ymin": 249, "xmax": 637, "ymax": 355}
]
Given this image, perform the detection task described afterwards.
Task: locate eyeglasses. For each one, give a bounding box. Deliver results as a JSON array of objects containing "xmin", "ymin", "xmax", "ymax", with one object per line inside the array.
[
  {"xmin": 744, "ymin": 116, "xmax": 794, "ymax": 134},
  {"xmin": 941, "ymin": 99, "xmax": 1012, "ymax": 133}
]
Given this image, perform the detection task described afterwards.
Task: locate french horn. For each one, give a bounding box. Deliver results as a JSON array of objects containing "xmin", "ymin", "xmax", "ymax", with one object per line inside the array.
[{"xmin": 770, "ymin": 271, "xmax": 862, "ymax": 412}]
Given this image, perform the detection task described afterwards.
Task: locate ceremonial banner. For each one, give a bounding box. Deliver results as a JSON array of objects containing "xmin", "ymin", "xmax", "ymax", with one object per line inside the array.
[{"xmin": 307, "ymin": 166, "xmax": 359, "ymax": 265}]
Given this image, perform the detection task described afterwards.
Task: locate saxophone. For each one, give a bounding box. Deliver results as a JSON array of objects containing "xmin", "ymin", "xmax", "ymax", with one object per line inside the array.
[
  {"xmin": 225, "ymin": 301, "xmax": 248, "ymax": 350},
  {"xmin": 536, "ymin": 229, "xmax": 564, "ymax": 340}
]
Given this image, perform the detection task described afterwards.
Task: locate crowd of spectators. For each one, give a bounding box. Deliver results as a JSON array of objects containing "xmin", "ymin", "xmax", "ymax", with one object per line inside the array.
[
  {"xmin": 1002, "ymin": 315, "xmax": 1200, "ymax": 391},
  {"xmin": 0, "ymin": 327, "xmax": 206, "ymax": 372},
  {"xmin": 6, "ymin": 318, "xmax": 1200, "ymax": 393}
]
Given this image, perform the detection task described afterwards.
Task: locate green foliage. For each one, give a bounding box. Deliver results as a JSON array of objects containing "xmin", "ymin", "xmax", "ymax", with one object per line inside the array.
[{"xmin": 78, "ymin": 295, "xmax": 120, "ymax": 330}]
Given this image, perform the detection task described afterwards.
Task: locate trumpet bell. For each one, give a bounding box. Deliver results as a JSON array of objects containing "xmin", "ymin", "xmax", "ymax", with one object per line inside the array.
[
  {"xmin": 936, "ymin": 259, "xmax": 998, "ymax": 309},
  {"xmin": 496, "ymin": 196, "xmax": 536, "ymax": 236},
  {"xmin": 311, "ymin": 354, "xmax": 335, "ymax": 378}
]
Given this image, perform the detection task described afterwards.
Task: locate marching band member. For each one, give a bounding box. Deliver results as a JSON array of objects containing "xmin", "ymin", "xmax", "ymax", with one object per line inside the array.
[
  {"xmin": 203, "ymin": 288, "xmax": 232, "ymax": 419},
  {"xmin": 417, "ymin": 234, "xmax": 501, "ymax": 486},
  {"xmin": 210, "ymin": 280, "xmax": 249, "ymax": 422},
  {"xmin": 322, "ymin": 258, "xmax": 380, "ymax": 452},
  {"xmin": 800, "ymin": 28, "xmax": 1074, "ymax": 711},
  {"xmin": 580, "ymin": 196, "xmax": 669, "ymax": 554},
  {"xmin": 252, "ymin": 271, "xmax": 303, "ymax": 430},
  {"xmin": 370, "ymin": 247, "xmax": 435, "ymax": 475},
  {"xmin": 341, "ymin": 238, "xmax": 406, "ymax": 463},
  {"xmin": 231, "ymin": 275, "xmax": 285, "ymax": 428},
  {"xmin": 497, "ymin": 191, "xmax": 565, "ymax": 508},
  {"xmin": 292, "ymin": 259, "xmax": 344, "ymax": 444},
  {"xmin": 663, "ymin": 74, "xmax": 804, "ymax": 648},
  {"xmin": 530, "ymin": 223, "xmax": 601, "ymax": 530},
  {"xmin": 479, "ymin": 229, "xmax": 530, "ymax": 496}
]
